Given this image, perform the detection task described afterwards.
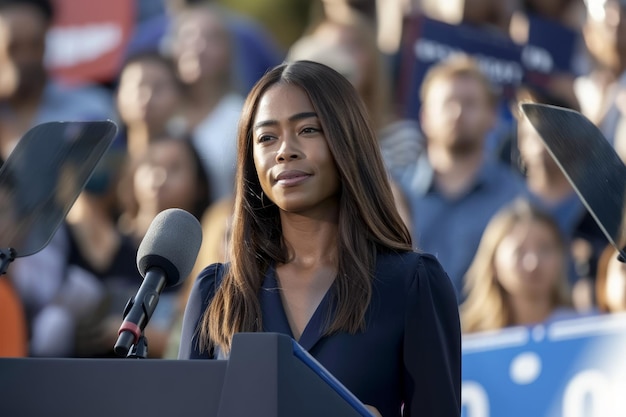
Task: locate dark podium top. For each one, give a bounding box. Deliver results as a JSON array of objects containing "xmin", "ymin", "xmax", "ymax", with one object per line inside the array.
[{"xmin": 0, "ymin": 332, "xmax": 372, "ymax": 417}]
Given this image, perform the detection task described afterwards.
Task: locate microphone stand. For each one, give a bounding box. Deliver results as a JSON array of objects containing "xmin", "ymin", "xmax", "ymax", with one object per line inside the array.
[
  {"xmin": 0, "ymin": 247, "xmax": 16, "ymax": 275},
  {"xmin": 127, "ymin": 333, "xmax": 149, "ymax": 359},
  {"xmin": 115, "ymin": 296, "xmax": 149, "ymax": 359}
]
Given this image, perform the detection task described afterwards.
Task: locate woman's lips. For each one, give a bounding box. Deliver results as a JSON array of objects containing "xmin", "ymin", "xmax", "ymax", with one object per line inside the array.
[{"xmin": 275, "ymin": 170, "xmax": 311, "ymax": 187}]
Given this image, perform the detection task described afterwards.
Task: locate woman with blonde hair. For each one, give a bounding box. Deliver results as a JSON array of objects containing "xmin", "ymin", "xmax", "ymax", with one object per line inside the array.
[{"xmin": 461, "ymin": 198, "xmax": 574, "ymax": 333}]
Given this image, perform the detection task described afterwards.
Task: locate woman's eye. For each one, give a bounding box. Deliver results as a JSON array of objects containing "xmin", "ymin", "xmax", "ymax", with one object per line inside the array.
[
  {"xmin": 301, "ymin": 127, "xmax": 321, "ymax": 134},
  {"xmin": 257, "ymin": 135, "xmax": 274, "ymax": 143}
]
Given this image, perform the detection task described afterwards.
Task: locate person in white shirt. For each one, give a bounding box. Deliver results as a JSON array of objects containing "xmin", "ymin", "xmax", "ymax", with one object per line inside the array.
[{"xmin": 167, "ymin": 3, "xmax": 244, "ymax": 201}]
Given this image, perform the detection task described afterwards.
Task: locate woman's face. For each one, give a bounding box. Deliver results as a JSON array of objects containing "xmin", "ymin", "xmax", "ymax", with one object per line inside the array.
[
  {"xmin": 517, "ymin": 116, "xmax": 559, "ymax": 172},
  {"xmin": 251, "ymin": 83, "xmax": 341, "ymax": 215},
  {"xmin": 116, "ymin": 60, "xmax": 181, "ymax": 131},
  {"xmin": 171, "ymin": 9, "xmax": 231, "ymax": 84},
  {"xmin": 494, "ymin": 219, "xmax": 564, "ymax": 299},
  {"xmin": 584, "ymin": 0, "xmax": 626, "ymax": 70},
  {"xmin": 133, "ymin": 140, "xmax": 201, "ymax": 214},
  {"xmin": 605, "ymin": 253, "xmax": 626, "ymax": 312}
]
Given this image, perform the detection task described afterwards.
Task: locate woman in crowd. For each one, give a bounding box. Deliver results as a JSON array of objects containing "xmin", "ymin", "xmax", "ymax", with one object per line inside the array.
[
  {"xmin": 116, "ymin": 52, "xmax": 185, "ymax": 159},
  {"xmin": 118, "ymin": 137, "xmax": 211, "ymax": 357},
  {"xmin": 461, "ymin": 198, "xmax": 575, "ymax": 333},
  {"xmin": 168, "ymin": 3, "xmax": 244, "ymax": 201}
]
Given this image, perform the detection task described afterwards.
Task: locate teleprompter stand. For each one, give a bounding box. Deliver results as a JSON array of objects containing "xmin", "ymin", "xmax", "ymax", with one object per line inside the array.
[{"xmin": 0, "ymin": 247, "xmax": 16, "ymax": 275}]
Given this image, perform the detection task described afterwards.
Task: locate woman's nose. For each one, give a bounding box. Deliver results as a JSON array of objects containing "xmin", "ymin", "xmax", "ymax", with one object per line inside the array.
[
  {"xmin": 147, "ymin": 166, "xmax": 167, "ymax": 189},
  {"xmin": 276, "ymin": 136, "xmax": 302, "ymax": 162},
  {"xmin": 521, "ymin": 252, "xmax": 539, "ymax": 272},
  {"xmin": 137, "ymin": 85, "xmax": 152, "ymax": 107}
]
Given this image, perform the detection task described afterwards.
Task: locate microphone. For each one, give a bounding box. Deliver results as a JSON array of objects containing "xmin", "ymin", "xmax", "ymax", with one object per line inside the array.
[{"xmin": 114, "ymin": 208, "xmax": 203, "ymax": 357}]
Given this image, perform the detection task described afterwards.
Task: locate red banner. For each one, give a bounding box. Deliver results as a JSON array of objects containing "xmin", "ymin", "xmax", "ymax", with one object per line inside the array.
[{"xmin": 46, "ymin": 0, "xmax": 135, "ymax": 85}]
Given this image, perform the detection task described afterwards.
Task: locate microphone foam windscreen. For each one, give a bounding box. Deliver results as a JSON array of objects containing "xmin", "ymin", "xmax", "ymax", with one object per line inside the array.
[{"xmin": 136, "ymin": 208, "xmax": 203, "ymax": 286}]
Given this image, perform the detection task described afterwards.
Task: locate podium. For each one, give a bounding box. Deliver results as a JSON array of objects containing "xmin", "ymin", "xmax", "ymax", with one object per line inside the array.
[{"xmin": 0, "ymin": 333, "xmax": 373, "ymax": 417}]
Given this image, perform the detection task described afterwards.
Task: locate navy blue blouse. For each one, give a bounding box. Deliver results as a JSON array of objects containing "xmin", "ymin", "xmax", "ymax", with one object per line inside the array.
[{"xmin": 179, "ymin": 251, "xmax": 461, "ymax": 417}]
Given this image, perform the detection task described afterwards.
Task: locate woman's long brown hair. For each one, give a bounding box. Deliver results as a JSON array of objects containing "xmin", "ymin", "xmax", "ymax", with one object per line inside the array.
[{"xmin": 199, "ymin": 60, "xmax": 412, "ymax": 354}]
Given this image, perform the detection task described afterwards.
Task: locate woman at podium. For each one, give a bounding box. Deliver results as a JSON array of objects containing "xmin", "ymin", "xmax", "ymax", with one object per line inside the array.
[{"xmin": 179, "ymin": 60, "xmax": 461, "ymax": 417}]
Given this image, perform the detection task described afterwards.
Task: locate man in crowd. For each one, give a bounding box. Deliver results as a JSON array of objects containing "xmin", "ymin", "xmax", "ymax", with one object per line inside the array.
[{"xmin": 397, "ymin": 55, "xmax": 527, "ymax": 301}]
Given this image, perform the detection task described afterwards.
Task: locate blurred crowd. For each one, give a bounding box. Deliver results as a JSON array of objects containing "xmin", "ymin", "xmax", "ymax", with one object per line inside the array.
[{"xmin": 0, "ymin": 0, "xmax": 625, "ymax": 359}]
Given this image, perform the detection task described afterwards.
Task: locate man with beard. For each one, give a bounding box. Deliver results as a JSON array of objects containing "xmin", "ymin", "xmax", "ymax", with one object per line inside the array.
[{"xmin": 397, "ymin": 55, "xmax": 527, "ymax": 302}]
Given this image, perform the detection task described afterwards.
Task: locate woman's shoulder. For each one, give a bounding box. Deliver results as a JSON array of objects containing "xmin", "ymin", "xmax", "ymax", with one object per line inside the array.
[
  {"xmin": 193, "ymin": 262, "xmax": 229, "ymax": 299},
  {"xmin": 377, "ymin": 250, "xmax": 445, "ymax": 274},
  {"xmin": 375, "ymin": 250, "xmax": 460, "ymax": 322},
  {"xmin": 179, "ymin": 263, "xmax": 228, "ymax": 360},
  {"xmin": 376, "ymin": 250, "xmax": 451, "ymax": 289}
]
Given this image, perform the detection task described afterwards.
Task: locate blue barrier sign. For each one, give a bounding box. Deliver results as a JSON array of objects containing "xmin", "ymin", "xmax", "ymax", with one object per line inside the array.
[{"xmin": 462, "ymin": 313, "xmax": 626, "ymax": 417}]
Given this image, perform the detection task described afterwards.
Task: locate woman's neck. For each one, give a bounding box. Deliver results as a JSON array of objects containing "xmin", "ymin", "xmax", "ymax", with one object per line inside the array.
[
  {"xmin": 526, "ymin": 165, "xmax": 573, "ymax": 205},
  {"xmin": 279, "ymin": 210, "xmax": 339, "ymax": 270},
  {"xmin": 184, "ymin": 77, "xmax": 229, "ymax": 127},
  {"xmin": 509, "ymin": 294, "xmax": 554, "ymax": 327},
  {"xmin": 126, "ymin": 123, "xmax": 152, "ymax": 159},
  {"xmin": 133, "ymin": 206, "xmax": 160, "ymax": 242}
]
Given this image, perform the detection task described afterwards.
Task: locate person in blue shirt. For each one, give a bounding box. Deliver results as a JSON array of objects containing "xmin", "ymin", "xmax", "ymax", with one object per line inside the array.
[
  {"xmin": 396, "ymin": 55, "xmax": 527, "ymax": 302},
  {"xmin": 126, "ymin": 0, "xmax": 283, "ymax": 95},
  {"xmin": 179, "ymin": 60, "xmax": 461, "ymax": 417}
]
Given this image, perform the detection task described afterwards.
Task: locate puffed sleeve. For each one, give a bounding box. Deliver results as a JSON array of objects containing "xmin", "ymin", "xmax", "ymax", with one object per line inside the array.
[
  {"xmin": 178, "ymin": 263, "xmax": 225, "ymax": 359},
  {"xmin": 403, "ymin": 253, "xmax": 461, "ymax": 417}
]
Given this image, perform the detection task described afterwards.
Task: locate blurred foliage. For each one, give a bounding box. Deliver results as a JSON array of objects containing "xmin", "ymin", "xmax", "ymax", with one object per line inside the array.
[{"xmin": 217, "ymin": 0, "xmax": 315, "ymax": 51}]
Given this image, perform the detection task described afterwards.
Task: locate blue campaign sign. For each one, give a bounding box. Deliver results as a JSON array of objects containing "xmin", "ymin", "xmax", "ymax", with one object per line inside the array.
[
  {"xmin": 525, "ymin": 14, "xmax": 580, "ymax": 75},
  {"xmin": 397, "ymin": 15, "xmax": 524, "ymax": 120},
  {"xmin": 397, "ymin": 14, "xmax": 580, "ymax": 120},
  {"xmin": 462, "ymin": 313, "xmax": 626, "ymax": 417}
]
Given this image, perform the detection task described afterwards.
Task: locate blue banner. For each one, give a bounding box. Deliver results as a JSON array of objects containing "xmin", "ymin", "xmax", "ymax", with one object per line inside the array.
[
  {"xmin": 397, "ymin": 15, "xmax": 580, "ymax": 120},
  {"xmin": 525, "ymin": 14, "xmax": 580, "ymax": 75},
  {"xmin": 462, "ymin": 313, "xmax": 626, "ymax": 417},
  {"xmin": 398, "ymin": 16, "xmax": 523, "ymax": 119}
]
